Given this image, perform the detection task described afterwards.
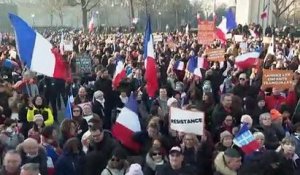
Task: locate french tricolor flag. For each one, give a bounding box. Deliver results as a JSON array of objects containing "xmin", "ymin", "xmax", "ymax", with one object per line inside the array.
[
  {"xmin": 174, "ymin": 60, "xmax": 185, "ymax": 71},
  {"xmin": 112, "ymin": 93, "xmax": 141, "ymax": 152},
  {"xmin": 235, "ymin": 52, "xmax": 260, "ymax": 70},
  {"xmin": 88, "ymin": 16, "xmax": 95, "ymax": 33},
  {"xmin": 215, "ymin": 8, "xmax": 237, "ymax": 42},
  {"xmin": 112, "ymin": 58, "xmax": 126, "ymax": 89},
  {"xmin": 187, "ymin": 56, "xmax": 202, "ymax": 77},
  {"xmin": 9, "ymin": 14, "xmax": 67, "ymax": 80},
  {"xmin": 233, "ymin": 124, "xmax": 260, "ymax": 155},
  {"xmin": 143, "ymin": 17, "xmax": 158, "ymax": 98}
]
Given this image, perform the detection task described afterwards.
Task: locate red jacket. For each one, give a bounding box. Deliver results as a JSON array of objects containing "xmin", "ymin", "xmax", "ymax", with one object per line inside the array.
[{"xmin": 265, "ymin": 91, "xmax": 296, "ymax": 110}]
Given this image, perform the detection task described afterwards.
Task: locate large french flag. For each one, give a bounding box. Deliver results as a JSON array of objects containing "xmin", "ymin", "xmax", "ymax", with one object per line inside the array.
[
  {"xmin": 143, "ymin": 17, "xmax": 158, "ymax": 98},
  {"xmin": 215, "ymin": 8, "xmax": 237, "ymax": 42},
  {"xmin": 9, "ymin": 14, "xmax": 67, "ymax": 80},
  {"xmin": 112, "ymin": 59, "xmax": 126, "ymax": 89},
  {"xmin": 112, "ymin": 93, "xmax": 141, "ymax": 152},
  {"xmin": 235, "ymin": 52, "xmax": 260, "ymax": 70},
  {"xmin": 233, "ymin": 124, "xmax": 259, "ymax": 155}
]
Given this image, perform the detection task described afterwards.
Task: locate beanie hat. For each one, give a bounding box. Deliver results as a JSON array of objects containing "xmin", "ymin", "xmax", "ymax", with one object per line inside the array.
[
  {"xmin": 125, "ymin": 163, "xmax": 143, "ymax": 175},
  {"xmin": 33, "ymin": 114, "xmax": 44, "ymax": 122},
  {"xmin": 270, "ymin": 109, "xmax": 282, "ymax": 121},
  {"xmin": 220, "ymin": 130, "xmax": 233, "ymax": 141}
]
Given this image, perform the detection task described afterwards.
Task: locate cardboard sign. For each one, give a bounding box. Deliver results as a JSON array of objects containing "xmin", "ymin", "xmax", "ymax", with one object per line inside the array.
[
  {"xmin": 262, "ymin": 69, "xmax": 293, "ymax": 90},
  {"xmin": 170, "ymin": 107, "xmax": 204, "ymax": 135},
  {"xmin": 153, "ymin": 34, "xmax": 163, "ymax": 43},
  {"xmin": 206, "ymin": 48, "xmax": 225, "ymax": 62},
  {"xmin": 234, "ymin": 35, "xmax": 243, "ymax": 42},
  {"xmin": 240, "ymin": 42, "xmax": 248, "ymax": 53},
  {"xmin": 263, "ymin": 37, "xmax": 272, "ymax": 44},
  {"xmin": 76, "ymin": 54, "xmax": 92, "ymax": 74},
  {"xmin": 198, "ymin": 20, "xmax": 215, "ymax": 45},
  {"xmin": 64, "ymin": 40, "xmax": 73, "ymax": 51}
]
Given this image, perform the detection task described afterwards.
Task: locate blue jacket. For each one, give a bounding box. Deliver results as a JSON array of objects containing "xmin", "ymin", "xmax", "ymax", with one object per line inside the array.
[{"xmin": 55, "ymin": 151, "xmax": 85, "ymax": 175}]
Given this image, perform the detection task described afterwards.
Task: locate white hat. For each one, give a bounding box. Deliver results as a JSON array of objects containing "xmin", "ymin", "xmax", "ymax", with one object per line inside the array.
[
  {"xmin": 167, "ymin": 97, "xmax": 178, "ymax": 107},
  {"xmin": 125, "ymin": 163, "xmax": 143, "ymax": 175}
]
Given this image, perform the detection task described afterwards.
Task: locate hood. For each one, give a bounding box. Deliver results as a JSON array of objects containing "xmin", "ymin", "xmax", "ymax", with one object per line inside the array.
[{"xmin": 214, "ymin": 152, "xmax": 237, "ymax": 175}]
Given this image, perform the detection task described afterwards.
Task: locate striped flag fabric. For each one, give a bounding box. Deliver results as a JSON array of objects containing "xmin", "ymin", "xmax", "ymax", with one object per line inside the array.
[
  {"xmin": 233, "ymin": 124, "xmax": 259, "ymax": 155},
  {"xmin": 9, "ymin": 13, "xmax": 67, "ymax": 80},
  {"xmin": 88, "ymin": 16, "xmax": 95, "ymax": 33},
  {"xmin": 187, "ymin": 56, "xmax": 202, "ymax": 77},
  {"xmin": 235, "ymin": 52, "xmax": 260, "ymax": 70},
  {"xmin": 174, "ymin": 60, "xmax": 185, "ymax": 71},
  {"xmin": 143, "ymin": 17, "xmax": 158, "ymax": 98},
  {"xmin": 112, "ymin": 58, "xmax": 126, "ymax": 89},
  {"xmin": 112, "ymin": 93, "xmax": 141, "ymax": 152},
  {"xmin": 64, "ymin": 95, "xmax": 74, "ymax": 119},
  {"xmin": 260, "ymin": 4, "xmax": 269, "ymax": 19}
]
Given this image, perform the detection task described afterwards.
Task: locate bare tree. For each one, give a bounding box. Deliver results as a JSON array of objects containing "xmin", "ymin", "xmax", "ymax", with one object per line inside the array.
[
  {"xmin": 273, "ymin": 0, "xmax": 296, "ymax": 26},
  {"xmin": 41, "ymin": 0, "xmax": 67, "ymax": 26},
  {"xmin": 67, "ymin": 0, "xmax": 102, "ymax": 30}
]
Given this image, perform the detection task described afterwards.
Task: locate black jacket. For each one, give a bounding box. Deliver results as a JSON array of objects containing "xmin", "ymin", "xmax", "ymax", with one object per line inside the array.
[
  {"xmin": 156, "ymin": 163, "xmax": 197, "ymax": 175},
  {"xmin": 19, "ymin": 147, "xmax": 48, "ymax": 175}
]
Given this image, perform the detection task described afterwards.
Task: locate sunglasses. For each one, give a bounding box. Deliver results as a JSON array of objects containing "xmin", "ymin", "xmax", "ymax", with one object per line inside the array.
[
  {"xmin": 111, "ymin": 157, "xmax": 120, "ymax": 162},
  {"xmin": 151, "ymin": 152, "xmax": 162, "ymax": 156},
  {"xmin": 73, "ymin": 110, "xmax": 80, "ymax": 112},
  {"xmin": 239, "ymin": 78, "xmax": 246, "ymax": 81}
]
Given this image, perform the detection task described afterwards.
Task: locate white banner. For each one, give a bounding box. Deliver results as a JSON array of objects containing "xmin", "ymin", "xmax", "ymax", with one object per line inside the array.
[{"xmin": 170, "ymin": 107, "xmax": 204, "ymax": 135}]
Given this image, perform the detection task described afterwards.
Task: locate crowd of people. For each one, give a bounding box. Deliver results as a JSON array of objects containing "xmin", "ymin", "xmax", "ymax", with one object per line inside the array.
[{"xmin": 0, "ymin": 22, "xmax": 300, "ymax": 175}]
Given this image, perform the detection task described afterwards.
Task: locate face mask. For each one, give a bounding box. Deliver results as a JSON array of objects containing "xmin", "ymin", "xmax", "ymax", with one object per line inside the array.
[{"xmin": 26, "ymin": 153, "xmax": 38, "ymax": 158}]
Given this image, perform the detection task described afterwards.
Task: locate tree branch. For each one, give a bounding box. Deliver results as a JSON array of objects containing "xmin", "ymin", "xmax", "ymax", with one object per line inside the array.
[
  {"xmin": 87, "ymin": 0, "xmax": 101, "ymax": 11},
  {"xmin": 82, "ymin": 0, "xmax": 90, "ymax": 9},
  {"xmin": 279, "ymin": 0, "xmax": 295, "ymax": 16}
]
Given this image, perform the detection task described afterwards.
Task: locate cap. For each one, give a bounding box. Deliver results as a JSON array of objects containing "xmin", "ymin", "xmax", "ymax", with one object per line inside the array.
[
  {"xmin": 220, "ymin": 130, "xmax": 233, "ymax": 141},
  {"xmin": 270, "ymin": 109, "xmax": 282, "ymax": 121},
  {"xmin": 224, "ymin": 148, "xmax": 241, "ymax": 158},
  {"xmin": 169, "ymin": 146, "xmax": 182, "ymax": 154}
]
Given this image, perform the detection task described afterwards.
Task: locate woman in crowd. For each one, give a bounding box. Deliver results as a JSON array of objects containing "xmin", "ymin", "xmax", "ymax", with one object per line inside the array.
[
  {"xmin": 215, "ymin": 131, "xmax": 233, "ymax": 153},
  {"xmin": 41, "ymin": 126, "xmax": 60, "ymax": 175},
  {"xmin": 59, "ymin": 119, "xmax": 77, "ymax": 148},
  {"xmin": 55, "ymin": 137, "xmax": 85, "ymax": 175},
  {"xmin": 0, "ymin": 118, "xmax": 24, "ymax": 156},
  {"xmin": 26, "ymin": 95, "xmax": 54, "ymax": 126},
  {"xmin": 101, "ymin": 148, "xmax": 129, "ymax": 175},
  {"xmin": 143, "ymin": 147, "xmax": 167, "ymax": 175},
  {"xmin": 72, "ymin": 105, "xmax": 88, "ymax": 140}
]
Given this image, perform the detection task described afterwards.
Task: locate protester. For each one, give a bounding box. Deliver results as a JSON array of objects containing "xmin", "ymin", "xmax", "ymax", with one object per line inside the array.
[
  {"xmin": 17, "ymin": 138, "xmax": 48, "ymax": 175},
  {"xmin": 0, "ymin": 150, "xmax": 22, "ymax": 175},
  {"xmin": 55, "ymin": 137, "xmax": 85, "ymax": 175},
  {"xmin": 156, "ymin": 146, "xmax": 196, "ymax": 175}
]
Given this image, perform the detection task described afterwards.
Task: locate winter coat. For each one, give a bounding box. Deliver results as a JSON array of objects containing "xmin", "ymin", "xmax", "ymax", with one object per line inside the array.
[
  {"xmin": 265, "ymin": 92, "xmax": 296, "ymax": 111},
  {"xmin": 18, "ymin": 145, "xmax": 48, "ymax": 175},
  {"xmin": 27, "ymin": 106, "xmax": 54, "ymax": 126},
  {"xmin": 156, "ymin": 163, "xmax": 196, "ymax": 175},
  {"xmin": 214, "ymin": 152, "xmax": 237, "ymax": 175},
  {"xmin": 143, "ymin": 153, "xmax": 166, "ymax": 175},
  {"xmin": 87, "ymin": 133, "xmax": 119, "ymax": 169},
  {"xmin": 55, "ymin": 151, "xmax": 85, "ymax": 175}
]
